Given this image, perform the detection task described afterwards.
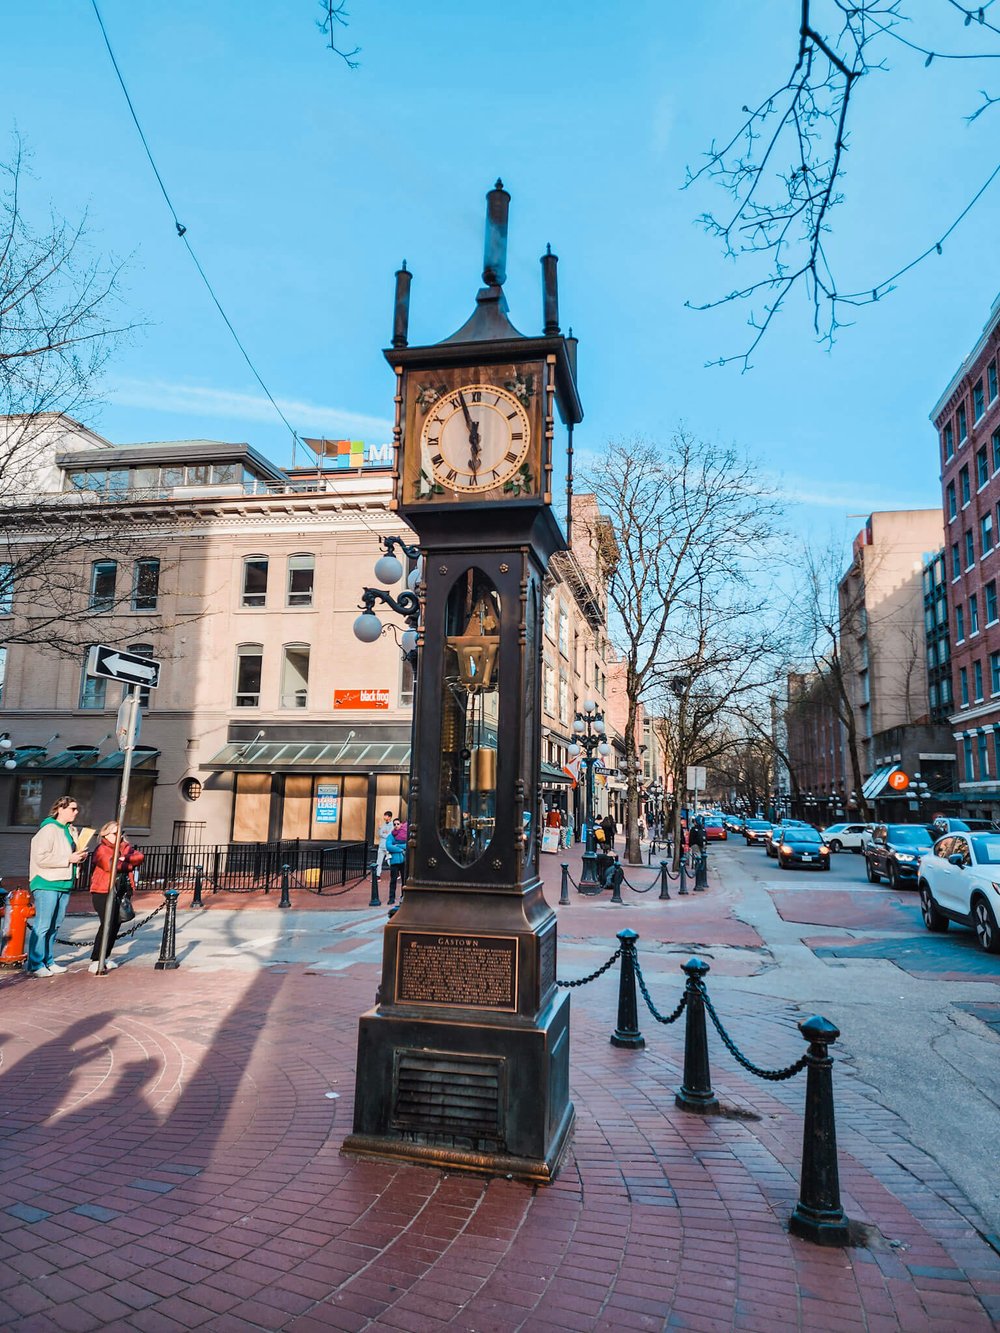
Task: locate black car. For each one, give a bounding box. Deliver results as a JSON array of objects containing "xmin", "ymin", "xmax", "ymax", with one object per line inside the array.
[
  {"xmin": 865, "ymin": 823, "xmax": 936, "ymax": 888},
  {"xmin": 744, "ymin": 819, "xmax": 773, "ymax": 846},
  {"xmin": 776, "ymin": 826, "xmax": 830, "ymax": 870}
]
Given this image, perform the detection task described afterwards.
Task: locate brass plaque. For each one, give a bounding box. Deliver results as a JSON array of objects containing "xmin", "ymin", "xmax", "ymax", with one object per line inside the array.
[{"xmin": 396, "ymin": 932, "xmax": 518, "ymax": 1011}]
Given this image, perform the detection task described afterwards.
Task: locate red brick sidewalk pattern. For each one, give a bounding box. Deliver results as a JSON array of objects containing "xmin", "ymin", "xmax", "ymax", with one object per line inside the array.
[{"xmin": 1, "ymin": 959, "xmax": 997, "ymax": 1331}]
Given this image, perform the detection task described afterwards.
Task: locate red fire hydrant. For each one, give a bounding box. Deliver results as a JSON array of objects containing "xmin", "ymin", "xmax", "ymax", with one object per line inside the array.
[{"xmin": 0, "ymin": 888, "xmax": 35, "ymax": 969}]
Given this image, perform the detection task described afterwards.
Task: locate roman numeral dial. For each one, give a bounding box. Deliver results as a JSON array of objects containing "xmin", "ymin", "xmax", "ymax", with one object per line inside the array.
[{"xmin": 418, "ymin": 382, "xmax": 532, "ymax": 495}]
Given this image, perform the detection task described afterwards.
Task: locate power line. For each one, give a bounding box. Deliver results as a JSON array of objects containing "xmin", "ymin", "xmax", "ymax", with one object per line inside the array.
[{"xmin": 88, "ymin": 0, "xmax": 387, "ymax": 539}]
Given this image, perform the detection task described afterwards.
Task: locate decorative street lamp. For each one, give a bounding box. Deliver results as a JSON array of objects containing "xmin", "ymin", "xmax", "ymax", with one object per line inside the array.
[
  {"xmin": 569, "ymin": 701, "xmax": 611, "ymax": 891},
  {"xmin": 353, "ymin": 536, "xmax": 422, "ymax": 666}
]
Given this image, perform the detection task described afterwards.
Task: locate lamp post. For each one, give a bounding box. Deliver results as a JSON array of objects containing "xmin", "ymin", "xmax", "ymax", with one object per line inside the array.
[{"xmin": 569, "ymin": 701, "xmax": 611, "ymax": 891}]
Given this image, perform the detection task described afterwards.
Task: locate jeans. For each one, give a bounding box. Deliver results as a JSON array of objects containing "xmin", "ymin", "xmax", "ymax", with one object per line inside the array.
[
  {"xmin": 388, "ymin": 863, "xmax": 404, "ymax": 903},
  {"xmin": 27, "ymin": 890, "xmax": 70, "ymax": 971},
  {"xmin": 90, "ymin": 892, "xmax": 121, "ymax": 962}
]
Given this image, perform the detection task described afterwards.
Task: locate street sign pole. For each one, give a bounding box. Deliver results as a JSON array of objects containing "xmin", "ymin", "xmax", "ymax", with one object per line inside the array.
[{"xmin": 96, "ymin": 686, "xmax": 141, "ymax": 976}]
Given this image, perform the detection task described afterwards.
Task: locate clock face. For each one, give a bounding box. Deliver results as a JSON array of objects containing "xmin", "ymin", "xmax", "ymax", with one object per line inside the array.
[{"xmin": 420, "ymin": 384, "xmax": 531, "ymax": 494}]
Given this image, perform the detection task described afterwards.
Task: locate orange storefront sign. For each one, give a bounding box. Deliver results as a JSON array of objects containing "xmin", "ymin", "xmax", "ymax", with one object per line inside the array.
[
  {"xmin": 887, "ymin": 770, "xmax": 910, "ymax": 791},
  {"xmin": 334, "ymin": 688, "xmax": 391, "ymax": 710}
]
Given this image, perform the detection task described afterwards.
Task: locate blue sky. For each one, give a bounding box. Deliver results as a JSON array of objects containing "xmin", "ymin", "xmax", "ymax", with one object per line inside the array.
[{"xmin": 5, "ymin": 1, "xmax": 998, "ymax": 540}]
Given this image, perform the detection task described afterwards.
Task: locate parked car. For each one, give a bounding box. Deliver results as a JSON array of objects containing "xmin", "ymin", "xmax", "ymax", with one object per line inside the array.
[
  {"xmin": 703, "ymin": 816, "xmax": 727, "ymax": 842},
  {"xmin": 819, "ymin": 822, "xmax": 871, "ymax": 854},
  {"xmin": 930, "ymin": 816, "xmax": 1000, "ymax": 837},
  {"xmin": 765, "ymin": 820, "xmax": 813, "ymax": 858},
  {"xmin": 864, "ymin": 824, "xmax": 936, "ymax": 889},
  {"xmin": 917, "ymin": 831, "xmax": 1000, "ymax": 952},
  {"xmin": 743, "ymin": 819, "xmax": 773, "ymax": 846},
  {"xmin": 776, "ymin": 826, "xmax": 831, "ymax": 871}
]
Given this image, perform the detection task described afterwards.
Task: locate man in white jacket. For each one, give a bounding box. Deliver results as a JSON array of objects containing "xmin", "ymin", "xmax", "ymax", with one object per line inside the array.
[{"xmin": 375, "ymin": 811, "xmax": 395, "ymax": 876}]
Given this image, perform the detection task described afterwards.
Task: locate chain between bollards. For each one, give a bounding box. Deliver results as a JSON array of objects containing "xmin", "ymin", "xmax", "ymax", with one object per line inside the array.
[
  {"xmin": 155, "ymin": 888, "xmax": 180, "ymax": 971},
  {"xmin": 610, "ymin": 929, "xmax": 644, "ymax": 1048},
  {"xmin": 192, "ymin": 865, "xmax": 204, "ymax": 909},
  {"xmin": 368, "ymin": 861, "xmax": 381, "ymax": 907},
  {"xmin": 789, "ymin": 1016, "xmax": 850, "ymax": 1245},
  {"xmin": 279, "ymin": 864, "xmax": 292, "ymax": 909}
]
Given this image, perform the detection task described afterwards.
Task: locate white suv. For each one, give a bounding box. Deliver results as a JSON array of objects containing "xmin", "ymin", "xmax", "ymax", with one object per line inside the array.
[
  {"xmin": 917, "ymin": 831, "xmax": 1000, "ymax": 953},
  {"xmin": 819, "ymin": 822, "xmax": 871, "ymax": 854}
]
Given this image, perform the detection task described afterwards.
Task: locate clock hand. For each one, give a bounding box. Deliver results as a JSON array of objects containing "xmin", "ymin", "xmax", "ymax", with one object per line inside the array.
[
  {"xmin": 468, "ymin": 422, "xmax": 481, "ymax": 477},
  {"xmin": 457, "ymin": 391, "xmax": 475, "ymax": 435}
]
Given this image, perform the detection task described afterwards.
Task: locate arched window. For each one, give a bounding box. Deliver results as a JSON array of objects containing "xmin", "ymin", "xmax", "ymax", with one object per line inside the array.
[
  {"xmin": 287, "ymin": 553, "xmax": 315, "ymax": 608},
  {"xmin": 280, "ymin": 643, "xmax": 310, "ymax": 709},
  {"xmin": 241, "ymin": 556, "xmax": 268, "ymax": 608},
  {"xmin": 235, "ymin": 643, "xmax": 263, "ymax": 707}
]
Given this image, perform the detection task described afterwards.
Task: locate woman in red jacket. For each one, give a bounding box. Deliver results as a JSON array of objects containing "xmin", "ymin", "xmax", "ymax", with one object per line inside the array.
[{"xmin": 88, "ymin": 821, "xmax": 144, "ymax": 973}]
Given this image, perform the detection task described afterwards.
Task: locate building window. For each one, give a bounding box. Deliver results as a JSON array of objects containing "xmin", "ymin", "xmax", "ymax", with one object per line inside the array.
[
  {"xmin": 970, "ymin": 594, "xmax": 980, "ymax": 635},
  {"xmin": 977, "ymin": 446, "xmax": 989, "ymax": 488},
  {"xmin": 965, "ymin": 530, "xmax": 975, "ymax": 569},
  {"xmin": 280, "ymin": 644, "xmax": 310, "ymax": 708},
  {"xmin": 958, "ymin": 403, "xmax": 968, "ymax": 443},
  {"xmin": 234, "ymin": 644, "xmax": 263, "ymax": 707},
  {"xmin": 964, "ymin": 736, "xmax": 974, "ymax": 781},
  {"xmin": 286, "ymin": 554, "xmax": 315, "ymax": 608},
  {"xmin": 400, "ymin": 654, "xmax": 414, "ymax": 707},
  {"xmin": 990, "ymin": 361, "xmax": 998, "ymax": 403},
  {"xmin": 0, "ymin": 563, "xmax": 12, "ymax": 615},
  {"xmin": 941, "ymin": 675, "xmax": 952, "ymax": 706},
  {"xmin": 125, "ymin": 773, "xmax": 155, "ymax": 827},
  {"xmin": 960, "ymin": 465, "xmax": 971, "ymax": 506},
  {"xmin": 79, "ymin": 649, "xmax": 108, "ymax": 709},
  {"xmin": 129, "ymin": 643, "xmax": 155, "ymax": 707},
  {"xmin": 975, "ymin": 660, "xmax": 984, "ymax": 701},
  {"xmin": 991, "ymin": 651, "xmax": 1000, "ymax": 695},
  {"xmin": 241, "ymin": 556, "xmax": 268, "ymax": 608},
  {"xmin": 558, "ymin": 671, "xmax": 569, "ymax": 723},
  {"xmin": 982, "ymin": 513, "xmax": 994, "ymax": 555},
  {"xmin": 947, "ymin": 481, "xmax": 957, "ymax": 520},
  {"xmin": 988, "ymin": 581, "xmax": 999, "ymax": 625},
  {"xmin": 979, "ymin": 731, "xmax": 990, "ymax": 778},
  {"xmin": 131, "ymin": 558, "xmax": 160, "ymax": 611},
  {"xmin": 944, "ymin": 423, "xmax": 954, "ymax": 461},
  {"xmin": 89, "ymin": 560, "xmax": 117, "ymax": 612},
  {"xmin": 952, "ymin": 542, "xmax": 961, "ymax": 579},
  {"xmin": 544, "ymin": 594, "xmax": 555, "ymax": 639},
  {"xmin": 938, "ymin": 637, "xmax": 949, "ymax": 665},
  {"xmin": 543, "ymin": 661, "xmax": 555, "ymax": 713},
  {"xmin": 960, "ymin": 666, "xmax": 969, "ymax": 706},
  {"xmin": 0, "ymin": 645, "xmax": 5, "ymax": 705},
  {"xmin": 994, "ymin": 432, "xmax": 1000, "ymax": 475},
  {"xmin": 12, "ymin": 776, "xmax": 43, "ymax": 826},
  {"xmin": 956, "ymin": 604, "xmax": 965, "ymax": 642},
  {"xmin": 974, "ymin": 379, "xmax": 985, "ymax": 422},
  {"xmin": 558, "ymin": 606, "xmax": 569, "ymax": 657}
]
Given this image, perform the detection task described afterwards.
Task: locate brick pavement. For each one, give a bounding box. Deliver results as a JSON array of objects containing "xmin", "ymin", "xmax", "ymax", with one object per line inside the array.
[{"xmin": 1, "ymin": 849, "xmax": 999, "ymax": 1330}]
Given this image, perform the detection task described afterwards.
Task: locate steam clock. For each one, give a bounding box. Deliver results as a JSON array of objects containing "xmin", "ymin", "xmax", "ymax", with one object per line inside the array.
[{"xmin": 342, "ymin": 182, "xmax": 583, "ymax": 1182}]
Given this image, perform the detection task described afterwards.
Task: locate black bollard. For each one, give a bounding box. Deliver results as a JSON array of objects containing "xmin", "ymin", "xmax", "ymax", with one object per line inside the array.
[
  {"xmin": 694, "ymin": 853, "xmax": 708, "ymax": 892},
  {"xmin": 368, "ymin": 862, "xmax": 381, "ymax": 908},
  {"xmin": 608, "ymin": 862, "xmax": 624, "ymax": 905},
  {"xmin": 659, "ymin": 860, "xmax": 670, "ymax": 901},
  {"xmin": 678, "ymin": 860, "xmax": 688, "ymax": 895},
  {"xmin": 559, "ymin": 863, "xmax": 571, "ymax": 906},
  {"xmin": 155, "ymin": 889, "xmax": 180, "ymax": 971},
  {"xmin": 788, "ymin": 1016, "xmax": 851, "ymax": 1246},
  {"xmin": 647, "ymin": 841, "xmax": 654, "ymax": 866},
  {"xmin": 192, "ymin": 865, "xmax": 204, "ymax": 909},
  {"xmin": 279, "ymin": 864, "xmax": 292, "ymax": 909},
  {"xmin": 610, "ymin": 928, "xmax": 645, "ymax": 1049},
  {"xmin": 675, "ymin": 957, "xmax": 719, "ymax": 1113}
]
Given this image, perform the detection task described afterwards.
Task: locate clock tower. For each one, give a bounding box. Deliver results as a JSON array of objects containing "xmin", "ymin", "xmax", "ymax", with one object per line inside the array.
[{"xmin": 342, "ymin": 182, "xmax": 582, "ymax": 1183}]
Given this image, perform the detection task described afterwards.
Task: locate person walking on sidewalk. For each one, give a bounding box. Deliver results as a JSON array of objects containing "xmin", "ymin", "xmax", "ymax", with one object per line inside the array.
[
  {"xmin": 87, "ymin": 821, "xmax": 145, "ymax": 974},
  {"xmin": 386, "ymin": 822, "xmax": 407, "ymax": 905},
  {"xmin": 600, "ymin": 813, "xmax": 617, "ymax": 851},
  {"xmin": 375, "ymin": 811, "xmax": 395, "ymax": 877},
  {"xmin": 27, "ymin": 797, "xmax": 89, "ymax": 977}
]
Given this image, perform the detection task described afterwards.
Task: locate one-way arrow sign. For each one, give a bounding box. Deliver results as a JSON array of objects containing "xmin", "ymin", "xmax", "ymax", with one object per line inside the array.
[{"xmin": 88, "ymin": 644, "xmax": 161, "ymax": 689}]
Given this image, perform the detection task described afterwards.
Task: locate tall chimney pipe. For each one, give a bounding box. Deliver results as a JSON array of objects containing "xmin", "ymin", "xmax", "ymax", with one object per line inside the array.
[
  {"xmin": 541, "ymin": 244, "xmax": 560, "ymax": 335},
  {"xmin": 482, "ymin": 179, "xmax": 510, "ymax": 287},
  {"xmin": 392, "ymin": 261, "xmax": 411, "ymax": 348}
]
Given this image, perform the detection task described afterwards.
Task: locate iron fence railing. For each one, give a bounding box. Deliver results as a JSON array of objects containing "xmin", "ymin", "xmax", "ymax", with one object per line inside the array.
[{"xmin": 127, "ymin": 839, "xmax": 370, "ymax": 894}]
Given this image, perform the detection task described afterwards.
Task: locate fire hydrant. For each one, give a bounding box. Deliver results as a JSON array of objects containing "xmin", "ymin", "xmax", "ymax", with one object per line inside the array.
[{"xmin": 0, "ymin": 888, "xmax": 35, "ymax": 968}]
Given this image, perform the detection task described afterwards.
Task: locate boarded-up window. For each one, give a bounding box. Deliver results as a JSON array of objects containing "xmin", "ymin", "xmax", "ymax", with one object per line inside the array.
[{"xmin": 233, "ymin": 773, "xmax": 271, "ymax": 841}]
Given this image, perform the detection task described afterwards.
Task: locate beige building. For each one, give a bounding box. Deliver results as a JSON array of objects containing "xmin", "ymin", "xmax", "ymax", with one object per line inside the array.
[
  {"xmin": 838, "ymin": 510, "xmax": 944, "ymax": 780},
  {"xmin": 0, "ymin": 417, "xmax": 611, "ymax": 874}
]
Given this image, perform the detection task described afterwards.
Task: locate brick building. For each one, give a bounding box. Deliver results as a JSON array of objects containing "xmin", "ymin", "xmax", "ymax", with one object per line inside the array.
[{"xmin": 932, "ymin": 294, "xmax": 1000, "ymax": 815}]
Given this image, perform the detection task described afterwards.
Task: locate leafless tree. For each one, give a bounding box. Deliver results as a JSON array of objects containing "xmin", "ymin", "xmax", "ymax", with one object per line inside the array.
[
  {"xmin": 0, "ymin": 140, "xmax": 168, "ymax": 653},
  {"xmin": 579, "ymin": 432, "xmax": 783, "ymax": 864},
  {"xmin": 316, "ymin": 1, "xmax": 361, "ymax": 66},
  {"xmin": 688, "ymin": 0, "xmax": 1000, "ymax": 367}
]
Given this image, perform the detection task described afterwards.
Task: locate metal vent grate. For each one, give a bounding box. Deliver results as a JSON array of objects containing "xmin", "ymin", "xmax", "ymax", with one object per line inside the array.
[{"xmin": 391, "ymin": 1051, "xmax": 504, "ymax": 1149}]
